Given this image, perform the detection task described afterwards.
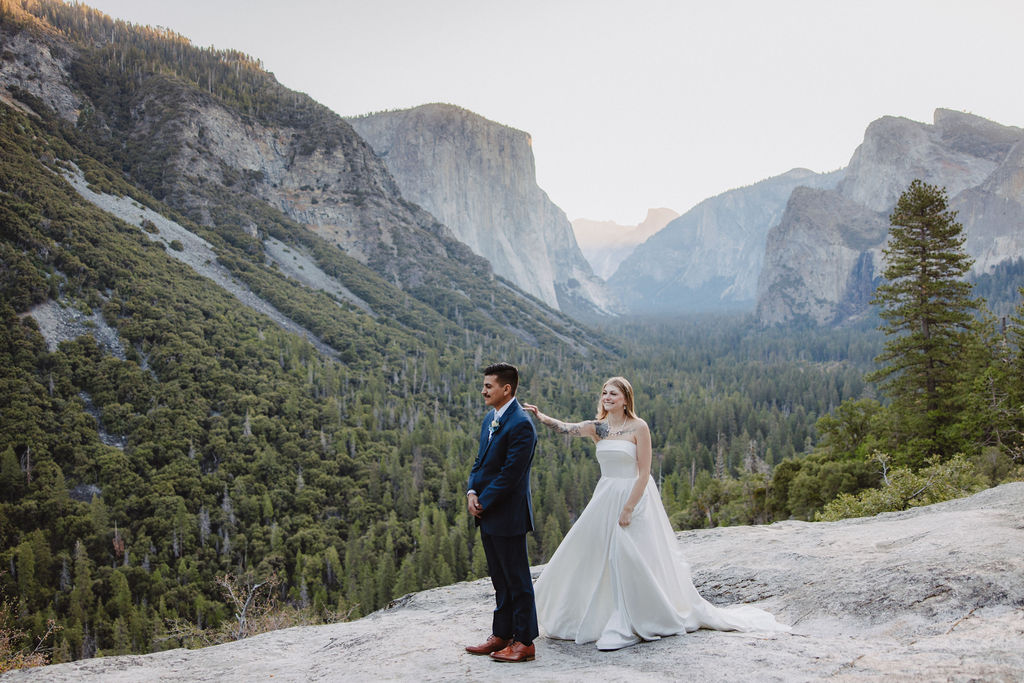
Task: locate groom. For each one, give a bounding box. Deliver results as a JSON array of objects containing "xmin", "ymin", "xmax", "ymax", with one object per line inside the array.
[{"xmin": 465, "ymin": 362, "xmax": 539, "ymax": 663}]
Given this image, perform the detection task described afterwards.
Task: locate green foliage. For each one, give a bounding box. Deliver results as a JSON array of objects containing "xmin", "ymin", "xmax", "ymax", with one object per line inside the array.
[
  {"xmin": 0, "ymin": 591, "xmax": 60, "ymax": 674},
  {"xmin": 813, "ymin": 398, "xmax": 887, "ymax": 461},
  {"xmin": 868, "ymin": 180, "xmax": 981, "ymax": 466},
  {"xmin": 816, "ymin": 452, "xmax": 986, "ymax": 521},
  {"xmin": 769, "ymin": 451, "xmax": 880, "ymax": 521}
]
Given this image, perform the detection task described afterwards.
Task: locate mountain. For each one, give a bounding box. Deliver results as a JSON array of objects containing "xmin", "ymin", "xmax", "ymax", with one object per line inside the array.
[
  {"xmin": 571, "ymin": 208, "xmax": 679, "ymax": 280},
  {"xmin": 608, "ymin": 169, "xmax": 843, "ymax": 312},
  {"xmin": 346, "ymin": 104, "xmax": 614, "ymax": 319},
  {"xmin": 0, "ymin": 2, "xmax": 607, "ymax": 350},
  {"xmin": 15, "ymin": 482, "xmax": 1024, "ymax": 681},
  {"xmin": 758, "ymin": 109, "xmax": 1024, "ymax": 325}
]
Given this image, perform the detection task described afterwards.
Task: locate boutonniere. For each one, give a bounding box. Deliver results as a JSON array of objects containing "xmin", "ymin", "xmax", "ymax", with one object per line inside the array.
[{"xmin": 489, "ymin": 418, "xmax": 501, "ymax": 435}]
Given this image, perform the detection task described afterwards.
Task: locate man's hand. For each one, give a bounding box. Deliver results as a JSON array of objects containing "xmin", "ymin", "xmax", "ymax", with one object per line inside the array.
[{"xmin": 467, "ymin": 492, "xmax": 483, "ymax": 518}]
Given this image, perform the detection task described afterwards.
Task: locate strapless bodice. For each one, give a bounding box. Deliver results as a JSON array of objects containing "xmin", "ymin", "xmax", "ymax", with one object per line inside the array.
[{"xmin": 596, "ymin": 439, "xmax": 638, "ymax": 479}]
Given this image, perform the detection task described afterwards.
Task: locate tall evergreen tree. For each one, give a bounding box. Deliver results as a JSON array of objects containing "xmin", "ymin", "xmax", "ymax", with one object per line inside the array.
[
  {"xmin": 867, "ymin": 180, "xmax": 980, "ymax": 466},
  {"xmin": 961, "ymin": 288, "xmax": 1024, "ymax": 469}
]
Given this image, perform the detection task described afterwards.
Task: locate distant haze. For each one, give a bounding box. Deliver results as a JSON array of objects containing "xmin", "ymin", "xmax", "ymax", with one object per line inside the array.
[
  {"xmin": 572, "ymin": 208, "xmax": 679, "ymax": 279},
  {"xmin": 85, "ymin": 0, "xmax": 1024, "ymax": 224}
]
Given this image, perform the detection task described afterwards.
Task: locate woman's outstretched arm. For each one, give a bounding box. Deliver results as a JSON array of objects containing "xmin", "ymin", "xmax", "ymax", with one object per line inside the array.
[{"xmin": 522, "ymin": 403, "xmax": 599, "ymax": 440}]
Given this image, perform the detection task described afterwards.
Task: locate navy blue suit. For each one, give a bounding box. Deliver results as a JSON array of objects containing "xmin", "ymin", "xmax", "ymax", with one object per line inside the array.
[{"xmin": 467, "ymin": 398, "xmax": 539, "ymax": 644}]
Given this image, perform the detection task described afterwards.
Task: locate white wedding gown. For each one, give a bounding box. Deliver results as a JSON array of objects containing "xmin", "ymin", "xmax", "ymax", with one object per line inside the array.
[{"xmin": 535, "ymin": 439, "xmax": 789, "ymax": 650}]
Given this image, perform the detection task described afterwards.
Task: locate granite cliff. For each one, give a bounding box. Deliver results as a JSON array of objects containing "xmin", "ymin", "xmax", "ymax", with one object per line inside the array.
[
  {"xmin": 347, "ymin": 104, "xmax": 614, "ymax": 318},
  {"xmin": 757, "ymin": 109, "xmax": 1024, "ymax": 325},
  {"xmin": 608, "ymin": 169, "xmax": 843, "ymax": 313},
  {"xmin": 12, "ymin": 483, "xmax": 1024, "ymax": 682},
  {"xmin": 0, "ymin": 3, "xmax": 601, "ymax": 349}
]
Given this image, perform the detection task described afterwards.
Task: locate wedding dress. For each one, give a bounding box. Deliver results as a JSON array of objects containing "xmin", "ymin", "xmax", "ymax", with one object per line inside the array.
[{"xmin": 535, "ymin": 439, "xmax": 789, "ymax": 650}]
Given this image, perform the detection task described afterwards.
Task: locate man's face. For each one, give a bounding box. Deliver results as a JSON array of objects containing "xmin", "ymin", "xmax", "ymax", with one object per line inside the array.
[{"xmin": 481, "ymin": 374, "xmax": 511, "ymax": 409}]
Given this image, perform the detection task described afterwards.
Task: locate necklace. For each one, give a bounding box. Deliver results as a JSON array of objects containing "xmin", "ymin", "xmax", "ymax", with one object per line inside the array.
[{"xmin": 606, "ymin": 415, "xmax": 627, "ymax": 434}]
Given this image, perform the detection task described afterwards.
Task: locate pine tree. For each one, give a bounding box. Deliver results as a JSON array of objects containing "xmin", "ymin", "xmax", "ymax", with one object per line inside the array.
[
  {"xmin": 960, "ymin": 289, "xmax": 1024, "ymax": 469},
  {"xmin": 0, "ymin": 446, "xmax": 23, "ymax": 501},
  {"xmin": 867, "ymin": 180, "xmax": 980, "ymax": 466}
]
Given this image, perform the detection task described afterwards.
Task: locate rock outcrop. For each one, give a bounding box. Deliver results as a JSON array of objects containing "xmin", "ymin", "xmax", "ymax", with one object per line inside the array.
[
  {"xmin": 756, "ymin": 188, "xmax": 888, "ymax": 326},
  {"xmin": 15, "ymin": 483, "xmax": 1024, "ymax": 682},
  {"xmin": 571, "ymin": 208, "xmax": 679, "ymax": 280},
  {"xmin": 347, "ymin": 104, "xmax": 614, "ymax": 318},
  {"xmin": 609, "ymin": 169, "xmax": 842, "ymax": 313},
  {"xmin": 758, "ymin": 110, "xmax": 1024, "ymax": 325}
]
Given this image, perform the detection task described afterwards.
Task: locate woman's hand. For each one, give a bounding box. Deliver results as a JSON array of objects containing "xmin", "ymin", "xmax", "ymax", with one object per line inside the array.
[
  {"xmin": 618, "ymin": 506, "xmax": 633, "ymax": 527},
  {"xmin": 522, "ymin": 403, "xmax": 541, "ymax": 418}
]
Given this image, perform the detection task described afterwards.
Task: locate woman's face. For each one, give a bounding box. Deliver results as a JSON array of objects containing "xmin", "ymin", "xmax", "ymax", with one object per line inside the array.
[{"xmin": 601, "ymin": 383, "xmax": 626, "ymax": 414}]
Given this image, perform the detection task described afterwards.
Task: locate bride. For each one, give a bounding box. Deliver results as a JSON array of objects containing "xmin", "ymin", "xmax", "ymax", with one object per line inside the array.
[{"xmin": 523, "ymin": 376, "xmax": 789, "ymax": 650}]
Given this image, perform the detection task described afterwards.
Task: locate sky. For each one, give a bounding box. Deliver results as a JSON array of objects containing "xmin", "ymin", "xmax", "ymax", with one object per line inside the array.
[{"xmin": 83, "ymin": 0, "xmax": 1024, "ymax": 225}]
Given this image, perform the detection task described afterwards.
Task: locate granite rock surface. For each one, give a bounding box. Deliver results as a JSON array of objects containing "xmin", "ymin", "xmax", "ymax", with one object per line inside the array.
[{"xmin": 11, "ymin": 483, "xmax": 1023, "ymax": 682}]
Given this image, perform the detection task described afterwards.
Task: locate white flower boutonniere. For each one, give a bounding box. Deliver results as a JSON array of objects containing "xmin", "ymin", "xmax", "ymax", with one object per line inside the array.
[{"xmin": 489, "ymin": 418, "xmax": 501, "ymax": 435}]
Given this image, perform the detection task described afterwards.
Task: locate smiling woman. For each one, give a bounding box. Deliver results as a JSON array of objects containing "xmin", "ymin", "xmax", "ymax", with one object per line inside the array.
[{"xmin": 524, "ymin": 376, "xmax": 789, "ymax": 650}]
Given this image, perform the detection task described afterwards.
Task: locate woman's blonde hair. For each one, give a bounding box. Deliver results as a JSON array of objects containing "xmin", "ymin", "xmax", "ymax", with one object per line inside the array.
[{"xmin": 596, "ymin": 376, "xmax": 638, "ymax": 420}]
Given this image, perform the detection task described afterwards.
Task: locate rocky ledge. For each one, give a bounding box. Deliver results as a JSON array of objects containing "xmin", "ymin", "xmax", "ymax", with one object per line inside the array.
[{"xmin": 9, "ymin": 483, "xmax": 1023, "ymax": 682}]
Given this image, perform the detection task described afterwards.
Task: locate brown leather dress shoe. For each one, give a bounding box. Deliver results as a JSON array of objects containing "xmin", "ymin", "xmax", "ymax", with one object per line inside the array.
[
  {"xmin": 489, "ymin": 640, "xmax": 535, "ymax": 662},
  {"xmin": 465, "ymin": 635, "xmax": 511, "ymax": 655}
]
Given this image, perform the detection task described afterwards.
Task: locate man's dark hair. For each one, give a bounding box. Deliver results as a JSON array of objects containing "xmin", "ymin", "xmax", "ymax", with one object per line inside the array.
[{"xmin": 483, "ymin": 362, "xmax": 519, "ymax": 395}]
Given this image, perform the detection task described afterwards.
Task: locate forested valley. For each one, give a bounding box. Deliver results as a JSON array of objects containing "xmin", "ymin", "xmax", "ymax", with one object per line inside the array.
[
  {"xmin": 2, "ymin": 0, "xmax": 1024, "ymax": 671},
  {"xmin": 0, "ymin": 90, "xmax": 879, "ymax": 663}
]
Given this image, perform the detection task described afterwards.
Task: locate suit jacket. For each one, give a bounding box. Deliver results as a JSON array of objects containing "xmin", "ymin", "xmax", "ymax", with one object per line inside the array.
[{"xmin": 467, "ymin": 398, "xmax": 538, "ymax": 536}]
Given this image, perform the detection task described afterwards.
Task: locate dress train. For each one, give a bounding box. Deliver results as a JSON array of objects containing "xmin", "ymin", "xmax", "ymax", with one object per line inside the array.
[{"xmin": 535, "ymin": 439, "xmax": 789, "ymax": 650}]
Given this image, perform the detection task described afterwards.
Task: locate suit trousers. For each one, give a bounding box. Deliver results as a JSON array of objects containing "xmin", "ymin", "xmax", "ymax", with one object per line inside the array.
[{"xmin": 480, "ymin": 530, "xmax": 539, "ymax": 645}]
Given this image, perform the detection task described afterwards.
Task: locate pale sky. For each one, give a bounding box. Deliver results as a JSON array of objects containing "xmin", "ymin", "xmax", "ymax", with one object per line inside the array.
[{"xmin": 83, "ymin": 0, "xmax": 1024, "ymax": 225}]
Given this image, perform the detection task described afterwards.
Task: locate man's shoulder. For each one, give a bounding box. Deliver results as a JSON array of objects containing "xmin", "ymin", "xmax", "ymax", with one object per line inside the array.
[
  {"xmin": 508, "ymin": 405, "xmax": 537, "ymax": 434},
  {"xmin": 506, "ymin": 399, "xmax": 527, "ymax": 419}
]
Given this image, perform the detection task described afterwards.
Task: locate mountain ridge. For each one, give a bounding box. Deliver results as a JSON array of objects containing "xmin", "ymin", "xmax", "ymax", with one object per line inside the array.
[
  {"xmin": 0, "ymin": 0, "xmax": 604, "ymax": 350},
  {"xmin": 758, "ymin": 108, "xmax": 1024, "ymax": 325},
  {"xmin": 608, "ymin": 167, "xmax": 843, "ymax": 312}
]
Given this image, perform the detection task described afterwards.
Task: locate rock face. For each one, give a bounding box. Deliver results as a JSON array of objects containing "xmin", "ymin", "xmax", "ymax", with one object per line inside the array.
[
  {"xmin": 1, "ymin": 7, "xmax": 605, "ymax": 353},
  {"xmin": 119, "ymin": 87, "xmax": 484, "ymax": 291},
  {"xmin": 0, "ymin": 9, "xmax": 505, "ymax": 301},
  {"xmin": 758, "ymin": 110, "xmax": 1024, "ymax": 325},
  {"xmin": 756, "ymin": 188, "xmax": 888, "ymax": 326},
  {"xmin": 347, "ymin": 104, "xmax": 614, "ymax": 318},
  {"xmin": 571, "ymin": 208, "xmax": 679, "ymax": 280},
  {"xmin": 608, "ymin": 169, "xmax": 842, "ymax": 312},
  {"xmin": 16, "ymin": 483, "xmax": 1024, "ymax": 682},
  {"xmin": 0, "ymin": 28, "xmax": 82, "ymax": 121}
]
